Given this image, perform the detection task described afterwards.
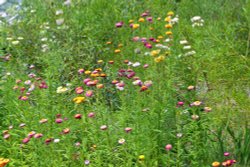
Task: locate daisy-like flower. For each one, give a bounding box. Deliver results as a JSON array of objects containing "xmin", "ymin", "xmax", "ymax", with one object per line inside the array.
[
  {"xmin": 115, "ymin": 21, "xmax": 124, "ymax": 28},
  {"xmin": 75, "ymin": 87, "xmax": 84, "ymax": 94},
  {"xmin": 165, "ymin": 144, "xmax": 172, "ymax": 151},
  {"xmin": 56, "ymin": 18, "xmax": 64, "ymax": 25},
  {"xmin": 150, "ymin": 50, "xmax": 161, "ymax": 57},
  {"xmin": 73, "ymin": 97, "xmax": 85, "ymax": 104},
  {"xmin": 191, "ymin": 101, "xmax": 202, "ymax": 106},
  {"xmin": 88, "ymin": 112, "xmax": 95, "ymax": 118},
  {"xmin": 85, "ymin": 90, "xmax": 93, "ymax": 97},
  {"xmin": 0, "ymin": 158, "xmax": 10, "ymax": 167},
  {"xmin": 54, "ymin": 139, "xmax": 60, "ymax": 143},
  {"xmin": 118, "ymin": 138, "xmax": 126, "ymax": 144},
  {"xmin": 180, "ymin": 40, "xmax": 188, "ymax": 45},
  {"xmin": 191, "ymin": 114, "xmax": 199, "ymax": 120},
  {"xmin": 84, "ymin": 160, "xmax": 90, "ymax": 165},
  {"xmin": 212, "ymin": 161, "xmax": 220, "ymax": 167},
  {"xmin": 114, "ymin": 49, "xmax": 121, "ymax": 53},
  {"xmin": 56, "ymin": 10, "xmax": 63, "ymax": 15},
  {"xmin": 39, "ymin": 118, "xmax": 48, "ymax": 124},
  {"xmin": 138, "ymin": 155, "xmax": 145, "ymax": 161},
  {"xmin": 187, "ymin": 85, "xmax": 195, "ymax": 90},
  {"xmin": 132, "ymin": 62, "xmax": 141, "ymax": 67},
  {"xmin": 132, "ymin": 24, "xmax": 140, "ymax": 29},
  {"xmin": 124, "ymin": 127, "xmax": 132, "ymax": 133},
  {"xmin": 56, "ymin": 86, "xmax": 69, "ymax": 93},
  {"xmin": 204, "ymin": 107, "xmax": 212, "ymax": 112},
  {"xmin": 11, "ymin": 41, "xmax": 20, "ymax": 45},
  {"xmin": 100, "ymin": 125, "xmax": 108, "ymax": 130},
  {"xmin": 74, "ymin": 114, "xmax": 82, "ymax": 119}
]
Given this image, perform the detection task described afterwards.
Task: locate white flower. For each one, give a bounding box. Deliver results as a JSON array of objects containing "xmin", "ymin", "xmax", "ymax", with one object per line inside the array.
[
  {"xmin": 54, "ymin": 139, "xmax": 60, "ymax": 143},
  {"xmin": 30, "ymin": 10, "xmax": 36, "ymax": 13},
  {"xmin": 164, "ymin": 38, "xmax": 172, "ymax": 42},
  {"xmin": 132, "ymin": 62, "xmax": 141, "ymax": 67},
  {"xmin": 191, "ymin": 16, "xmax": 201, "ymax": 22},
  {"xmin": 180, "ymin": 40, "xmax": 188, "ymax": 45},
  {"xmin": 17, "ymin": 37, "xmax": 24, "ymax": 40},
  {"xmin": 183, "ymin": 45, "xmax": 191, "ymax": 50},
  {"xmin": 12, "ymin": 41, "xmax": 20, "ymax": 45},
  {"xmin": 56, "ymin": 86, "xmax": 69, "ymax": 93},
  {"xmin": 118, "ymin": 138, "xmax": 125, "ymax": 144},
  {"xmin": 64, "ymin": 0, "xmax": 71, "ymax": 6},
  {"xmin": 6, "ymin": 37, "xmax": 12, "ymax": 41},
  {"xmin": 56, "ymin": 18, "xmax": 64, "ymax": 25},
  {"xmin": 144, "ymin": 52, "xmax": 150, "ymax": 56},
  {"xmin": 56, "ymin": 10, "xmax": 63, "ymax": 15},
  {"xmin": 184, "ymin": 50, "xmax": 196, "ymax": 56},
  {"xmin": 41, "ymin": 38, "xmax": 48, "ymax": 42},
  {"xmin": 24, "ymin": 80, "xmax": 32, "ymax": 85},
  {"xmin": 171, "ymin": 16, "xmax": 179, "ymax": 24},
  {"xmin": 28, "ymin": 84, "xmax": 35, "ymax": 92},
  {"xmin": 127, "ymin": 62, "xmax": 133, "ymax": 66}
]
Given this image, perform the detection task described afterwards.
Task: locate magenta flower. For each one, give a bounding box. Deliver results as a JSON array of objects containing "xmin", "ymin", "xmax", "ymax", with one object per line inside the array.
[
  {"xmin": 39, "ymin": 81, "xmax": 48, "ymax": 89},
  {"xmin": 144, "ymin": 42, "xmax": 152, "ymax": 49},
  {"xmin": 146, "ymin": 17, "xmax": 153, "ymax": 22},
  {"xmin": 177, "ymin": 101, "xmax": 184, "ymax": 107},
  {"xmin": 28, "ymin": 131, "xmax": 36, "ymax": 138},
  {"xmin": 224, "ymin": 152, "xmax": 230, "ymax": 156},
  {"xmin": 19, "ymin": 96, "xmax": 28, "ymax": 101},
  {"xmin": 78, "ymin": 69, "xmax": 84, "ymax": 74},
  {"xmin": 115, "ymin": 21, "xmax": 124, "ymax": 28}
]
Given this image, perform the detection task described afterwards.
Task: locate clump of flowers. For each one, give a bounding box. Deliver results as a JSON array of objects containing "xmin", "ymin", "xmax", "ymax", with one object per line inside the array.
[{"xmin": 0, "ymin": 158, "xmax": 10, "ymax": 167}]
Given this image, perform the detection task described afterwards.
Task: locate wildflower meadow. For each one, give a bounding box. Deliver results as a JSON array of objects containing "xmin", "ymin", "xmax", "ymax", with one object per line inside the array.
[{"xmin": 0, "ymin": 0, "xmax": 250, "ymax": 166}]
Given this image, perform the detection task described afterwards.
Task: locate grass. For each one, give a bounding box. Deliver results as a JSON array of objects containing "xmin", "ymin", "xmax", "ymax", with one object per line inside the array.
[{"xmin": 0, "ymin": 0, "xmax": 249, "ymax": 166}]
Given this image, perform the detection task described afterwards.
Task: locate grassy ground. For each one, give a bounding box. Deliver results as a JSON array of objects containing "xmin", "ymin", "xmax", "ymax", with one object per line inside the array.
[{"xmin": 0, "ymin": 0, "xmax": 250, "ymax": 166}]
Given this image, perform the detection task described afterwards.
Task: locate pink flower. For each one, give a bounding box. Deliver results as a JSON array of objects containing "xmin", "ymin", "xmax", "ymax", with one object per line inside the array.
[
  {"xmin": 83, "ymin": 78, "xmax": 91, "ymax": 85},
  {"xmin": 19, "ymin": 96, "xmax": 28, "ymax": 101},
  {"xmin": 115, "ymin": 21, "xmax": 124, "ymax": 28},
  {"xmin": 124, "ymin": 127, "xmax": 132, "ymax": 133},
  {"xmin": 55, "ymin": 118, "xmax": 63, "ymax": 124},
  {"xmin": 78, "ymin": 69, "xmax": 84, "ymax": 74},
  {"xmin": 177, "ymin": 101, "xmax": 184, "ymax": 107},
  {"xmin": 74, "ymin": 114, "xmax": 82, "ymax": 119},
  {"xmin": 75, "ymin": 87, "xmax": 84, "ymax": 94},
  {"xmin": 133, "ymin": 36, "xmax": 140, "ymax": 42},
  {"xmin": 141, "ymin": 12, "xmax": 149, "ymax": 17},
  {"xmin": 4, "ymin": 134, "xmax": 10, "ymax": 139},
  {"xmin": 34, "ymin": 133, "xmax": 43, "ymax": 138},
  {"xmin": 143, "ymin": 64, "xmax": 149, "ymax": 68},
  {"xmin": 165, "ymin": 144, "xmax": 172, "ymax": 151},
  {"xmin": 28, "ymin": 131, "xmax": 36, "ymax": 138},
  {"xmin": 22, "ymin": 137, "xmax": 30, "ymax": 144},
  {"xmin": 88, "ymin": 112, "xmax": 95, "ymax": 118},
  {"xmin": 224, "ymin": 152, "xmax": 230, "ymax": 156},
  {"xmin": 85, "ymin": 90, "xmax": 93, "ymax": 97}
]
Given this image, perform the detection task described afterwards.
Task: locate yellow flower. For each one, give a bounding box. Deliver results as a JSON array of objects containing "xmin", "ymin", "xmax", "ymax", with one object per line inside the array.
[
  {"xmin": 0, "ymin": 158, "xmax": 10, "ymax": 167},
  {"xmin": 129, "ymin": 20, "xmax": 134, "ymax": 23},
  {"xmin": 97, "ymin": 60, "xmax": 103, "ymax": 64},
  {"xmin": 149, "ymin": 27, "xmax": 154, "ymax": 30},
  {"xmin": 165, "ymin": 31, "xmax": 172, "ymax": 35},
  {"xmin": 157, "ymin": 17, "xmax": 161, "ymax": 21},
  {"xmin": 155, "ymin": 39, "xmax": 160, "ymax": 43},
  {"xmin": 90, "ymin": 73, "xmax": 99, "ymax": 77},
  {"xmin": 212, "ymin": 161, "xmax": 220, "ymax": 167},
  {"xmin": 150, "ymin": 50, "xmax": 161, "ymax": 57},
  {"xmin": 106, "ymin": 41, "xmax": 112, "ymax": 44},
  {"xmin": 132, "ymin": 24, "xmax": 140, "ymax": 29},
  {"xmin": 138, "ymin": 18, "xmax": 145, "ymax": 22},
  {"xmin": 138, "ymin": 155, "xmax": 145, "ymax": 161},
  {"xmin": 118, "ymin": 44, "xmax": 123, "ymax": 48},
  {"xmin": 164, "ymin": 17, "xmax": 171, "ymax": 22},
  {"xmin": 157, "ymin": 36, "xmax": 164, "ymax": 39},
  {"xmin": 73, "ymin": 97, "xmax": 85, "ymax": 104},
  {"xmin": 167, "ymin": 11, "xmax": 174, "ymax": 16},
  {"xmin": 154, "ymin": 55, "xmax": 165, "ymax": 63},
  {"xmin": 85, "ymin": 70, "xmax": 91, "ymax": 75},
  {"xmin": 114, "ymin": 49, "xmax": 121, "ymax": 53},
  {"xmin": 95, "ymin": 68, "xmax": 102, "ymax": 72},
  {"xmin": 165, "ymin": 24, "xmax": 172, "ymax": 28}
]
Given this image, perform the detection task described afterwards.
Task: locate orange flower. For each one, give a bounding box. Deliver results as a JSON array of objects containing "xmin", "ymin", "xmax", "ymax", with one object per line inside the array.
[{"xmin": 114, "ymin": 49, "xmax": 121, "ymax": 53}]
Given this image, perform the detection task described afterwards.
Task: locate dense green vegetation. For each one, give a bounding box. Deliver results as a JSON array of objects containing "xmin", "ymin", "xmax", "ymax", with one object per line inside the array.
[{"xmin": 0, "ymin": 0, "xmax": 249, "ymax": 166}]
